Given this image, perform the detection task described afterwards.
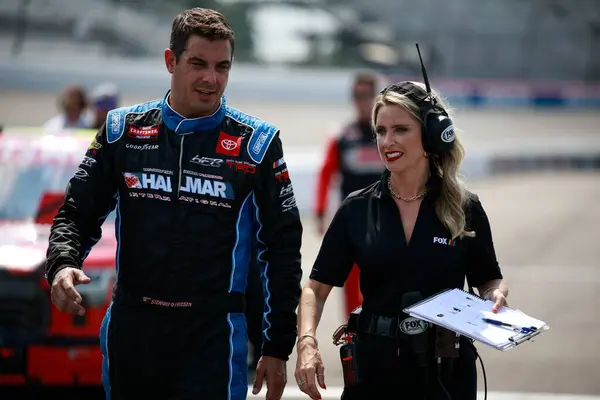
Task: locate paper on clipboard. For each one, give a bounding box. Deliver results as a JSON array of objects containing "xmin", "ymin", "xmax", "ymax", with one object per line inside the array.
[{"xmin": 403, "ymin": 288, "xmax": 550, "ymax": 351}]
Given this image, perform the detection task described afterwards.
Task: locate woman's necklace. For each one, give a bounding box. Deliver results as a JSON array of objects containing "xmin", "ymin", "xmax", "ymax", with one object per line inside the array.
[{"xmin": 387, "ymin": 175, "xmax": 429, "ymax": 202}]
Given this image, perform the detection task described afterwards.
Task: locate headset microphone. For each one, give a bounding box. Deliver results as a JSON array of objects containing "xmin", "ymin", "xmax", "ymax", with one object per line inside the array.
[{"xmin": 415, "ymin": 43, "xmax": 432, "ymax": 97}]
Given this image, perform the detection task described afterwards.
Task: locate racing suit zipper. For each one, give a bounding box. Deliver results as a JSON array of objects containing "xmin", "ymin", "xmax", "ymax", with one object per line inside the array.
[{"xmin": 177, "ymin": 136, "xmax": 185, "ymax": 197}]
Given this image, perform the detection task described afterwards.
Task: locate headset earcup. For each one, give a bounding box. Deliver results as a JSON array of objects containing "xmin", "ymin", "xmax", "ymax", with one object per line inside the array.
[
  {"xmin": 423, "ymin": 110, "xmax": 455, "ymax": 155},
  {"xmin": 435, "ymin": 114, "xmax": 455, "ymax": 155}
]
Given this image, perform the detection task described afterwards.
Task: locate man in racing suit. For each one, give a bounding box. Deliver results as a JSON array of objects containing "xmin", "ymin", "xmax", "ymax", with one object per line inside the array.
[
  {"xmin": 45, "ymin": 8, "xmax": 302, "ymax": 400},
  {"xmin": 314, "ymin": 72, "xmax": 384, "ymax": 316}
]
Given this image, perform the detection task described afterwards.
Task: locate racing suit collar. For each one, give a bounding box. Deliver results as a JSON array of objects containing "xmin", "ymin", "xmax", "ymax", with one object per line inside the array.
[{"xmin": 161, "ymin": 90, "xmax": 226, "ymax": 134}]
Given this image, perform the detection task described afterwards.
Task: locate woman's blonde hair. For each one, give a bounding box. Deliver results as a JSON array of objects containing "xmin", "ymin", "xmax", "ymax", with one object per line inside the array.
[{"xmin": 371, "ymin": 82, "xmax": 474, "ymax": 239}]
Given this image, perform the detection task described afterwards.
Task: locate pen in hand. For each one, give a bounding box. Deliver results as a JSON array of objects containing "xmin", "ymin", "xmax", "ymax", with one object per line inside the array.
[{"xmin": 482, "ymin": 317, "xmax": 537, "ymax": 333}]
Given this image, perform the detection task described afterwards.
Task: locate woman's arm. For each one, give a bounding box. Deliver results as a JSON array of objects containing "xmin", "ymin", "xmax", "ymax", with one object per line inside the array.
[
  {"xmin": 466, "ymin": 196, "xmax": 507, "ymax": 312},
  {"xmin": 477, "ymin": 278, "xmax": 508, "ymax": 300},
  {"xmin": 297, "ymin": 279, "xmax": 334, "ymax": 350},
  {"xmin": 295, "ymin": 279, "xmax": 335, "ymax": 399},
  {"xmin": 295, "ymin": 197, "xmax": 355, "ymax": 398},
  {"xmin": 477, "ymin": 278, "xmax": 509, "ymax": 312},
  {"xmin": 298, "ymin": 197, "xmax": 355, "ymax": 348}
]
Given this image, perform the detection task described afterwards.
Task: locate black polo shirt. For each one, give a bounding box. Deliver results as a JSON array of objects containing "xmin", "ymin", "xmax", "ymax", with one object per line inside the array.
[{"xmin": 310, "ymin": 170, "xmax": 503, "ymax": 317}]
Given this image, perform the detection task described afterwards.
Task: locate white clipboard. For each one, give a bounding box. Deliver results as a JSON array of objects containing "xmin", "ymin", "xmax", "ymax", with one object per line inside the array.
[{"xmin": 403, "ymin": 288, "xmax": 550, "ymax": 351}]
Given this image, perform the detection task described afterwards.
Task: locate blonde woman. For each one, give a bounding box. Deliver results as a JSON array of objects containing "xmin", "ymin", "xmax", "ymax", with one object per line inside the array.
[{"xmin": 294, "ymin": 81, "xmax": 508, "ymax": 400}]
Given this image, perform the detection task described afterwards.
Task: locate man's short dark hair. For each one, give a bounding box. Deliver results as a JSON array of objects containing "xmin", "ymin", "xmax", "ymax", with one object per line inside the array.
[
  {"xmin": 352, "ymin": 72, "xmax": 378, "ymax": 97},
  {"xmin": 169, "ymin": 8, "xmax": 235, "ymax": 61}
]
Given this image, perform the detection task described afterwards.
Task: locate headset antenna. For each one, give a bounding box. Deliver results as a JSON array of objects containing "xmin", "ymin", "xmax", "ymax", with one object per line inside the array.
[{"xmin": 415, "ymin": 43, "xmax": 432, "ymax": 95}]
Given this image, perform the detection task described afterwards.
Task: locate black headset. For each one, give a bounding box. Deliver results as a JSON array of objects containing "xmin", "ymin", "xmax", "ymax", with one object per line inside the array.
[{"xmin": 379, "ymin": 44, "xmax": 455, "ymax": 156}]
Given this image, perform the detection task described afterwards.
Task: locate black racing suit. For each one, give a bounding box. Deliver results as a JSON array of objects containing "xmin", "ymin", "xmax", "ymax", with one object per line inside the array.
[{"xmin": 45, "ymin": 91, "xmax": 303, "ymax": 399}]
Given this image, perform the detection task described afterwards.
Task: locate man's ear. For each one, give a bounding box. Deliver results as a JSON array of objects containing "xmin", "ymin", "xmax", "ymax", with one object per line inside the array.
[{"xmin": 164, "ymin": 48, "xmax": 176, "ymax": 74}]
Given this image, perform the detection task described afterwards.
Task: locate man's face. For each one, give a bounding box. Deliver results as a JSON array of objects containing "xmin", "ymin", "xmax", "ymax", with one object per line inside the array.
[
  {"xmin": 353, "ymin": 82, "xmax": 375, "ymax": 122},
  {"xmin": 165, "ymin": 35, "xmax": 232, "ymax": 117}
]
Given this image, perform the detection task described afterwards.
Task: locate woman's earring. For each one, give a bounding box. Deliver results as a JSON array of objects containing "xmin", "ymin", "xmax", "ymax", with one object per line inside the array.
[{"xmin": 424, "ymin": 151, "xmax": 429, "ymax": 158}]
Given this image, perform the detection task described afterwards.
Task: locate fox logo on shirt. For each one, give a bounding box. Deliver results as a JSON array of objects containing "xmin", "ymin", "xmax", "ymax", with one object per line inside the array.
[{"xmin": 433, "ymin": 236, "xmax": 456, "ymax": 246}]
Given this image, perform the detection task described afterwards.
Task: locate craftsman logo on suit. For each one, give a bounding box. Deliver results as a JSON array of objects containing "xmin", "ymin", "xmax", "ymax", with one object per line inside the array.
[
  {"xmin": 128, "ymin": 125, "xmax": 159, "ymax": 140},
  {"xmin": 216, "ymin": 132, "xmax": 242, "ymax": 157},
  {"xmin": 88, "ymin": 140, "xmax": 102, "ymax": 151}
]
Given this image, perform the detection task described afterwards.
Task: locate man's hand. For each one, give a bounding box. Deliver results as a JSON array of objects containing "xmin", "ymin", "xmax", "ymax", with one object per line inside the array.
[
  {"xmin": 50, "ymin": 267, "xmax": 91, "ymax": 316},
  {"xmin": 252, "ymin": 355, "xmax": 287, "ymax": 400}
]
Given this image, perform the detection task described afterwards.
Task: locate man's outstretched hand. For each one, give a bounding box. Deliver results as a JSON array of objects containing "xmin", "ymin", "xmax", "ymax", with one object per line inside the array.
[{"xmin": 50, "ymin": 267, "xmax": 91, "ymax": 316}]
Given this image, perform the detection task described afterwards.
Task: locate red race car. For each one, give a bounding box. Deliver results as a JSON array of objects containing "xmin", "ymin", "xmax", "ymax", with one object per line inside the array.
[{"xmin": 0, "ymin": 128, "xmax": 115, "ymax": 397}]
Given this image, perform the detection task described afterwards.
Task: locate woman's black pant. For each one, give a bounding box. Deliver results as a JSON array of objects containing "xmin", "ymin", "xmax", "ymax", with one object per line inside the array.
[{"xmin": 341, "ymin": 335, "xmax": 478, "ymax": 400}]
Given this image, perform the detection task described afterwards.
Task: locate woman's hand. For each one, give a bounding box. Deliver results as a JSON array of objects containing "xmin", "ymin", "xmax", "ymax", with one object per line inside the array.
[
  {"xmin": 489, "ymin": 288, "xmax": 508, "ymax": 313},
  {"xmin": 294, "ymin": 336, "xmax": 326, "ymax": 400}
]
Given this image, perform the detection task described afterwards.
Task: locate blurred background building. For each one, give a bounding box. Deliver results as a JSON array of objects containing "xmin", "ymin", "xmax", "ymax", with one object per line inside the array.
[
  {"xmin": 1, "ymin": 0, "xmax": 599, "ymax": 80},
  {"xmin": 1, "ymin": 0, "xmax": 599, "ymax": 107}
]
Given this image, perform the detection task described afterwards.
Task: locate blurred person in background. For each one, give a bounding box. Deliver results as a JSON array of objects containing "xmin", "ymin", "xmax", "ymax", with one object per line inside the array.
[
  {"xmin": 295, "ymin": 81, "xmax": 508, "ymax": 400},
  {"xmin": 45, "ymin": 7, "xmax": 302, "ymax": 400},
  {"xmin": 314, "ymin": 72, "xmax": 385, "ymax": 317},
  {"xmin": 87, "ymin": 83, "xmax": 120, "ymax": 129},
  {"xmin": 43, "ymin": 85, "xmax": 89, "ymax": 133}
]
